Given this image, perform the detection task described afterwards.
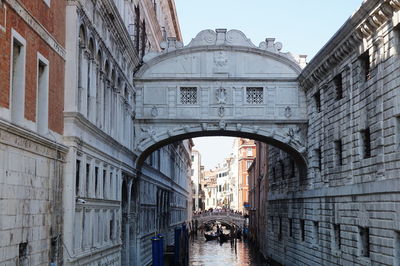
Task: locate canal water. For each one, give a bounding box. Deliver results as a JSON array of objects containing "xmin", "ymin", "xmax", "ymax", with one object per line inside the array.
[{"xmin": 189, "ymin": 233, "xmax": 268, "ymax": 266}]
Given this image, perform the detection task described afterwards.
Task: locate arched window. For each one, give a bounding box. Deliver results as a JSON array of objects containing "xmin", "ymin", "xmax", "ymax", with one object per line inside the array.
[
  {"xmin": 103, "ymin": 61, "xmax": 110, "ymax": 132},
  {"xmin": 77, "ymin": 25, "xmax": 86, "ymax": 112},
  {"xmin": 87, "ymin": 38, "xmax": 95, "ymax": 118},
  {"xmin": 96, "ymin": 50, "xmax": 102, "ymax": 126}
]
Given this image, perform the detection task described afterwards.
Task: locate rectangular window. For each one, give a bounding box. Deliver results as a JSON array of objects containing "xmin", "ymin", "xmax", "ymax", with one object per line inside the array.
[
  {"xmin": 334, "ymin": 73, "xmax": 343, "ymax": 100},
  {"xmin": 315, "ymin": 148, "xmax": 322, "ymax": 171},
  {"xmin": 247, "ymin": 160, "xmax": 252, "ymax": 169},
  {"xmin": 36, "ymin": 54, "xmax": 49, "ymax": 134},
  {"xmin": 334, "ymin": 140, "xmax": 343, "ymax": 166},
  {"xmin": 361, "ymin": 128, "xmax": 371, "ymax": 158},
  {"xmin": 19, "ymin": 242, "xmax": 28, "ymax": 262},
  {"xmin": 180, "ymin": 87, "xmax": 197, "ymax": 104},
  {"xmin": 313, "ymin": 221, "xmax": 319, "ymax": 245},
  {"xmin": 359, "ymin": 227, "xmax": 370, "ymax": 257},
  {"xmin": 75, "ymin": 160, "xmax": 81, "ymax": 195},
  {"xmin": 86, "ymin": 163, "xmax": 90, "ymax": 196},
  {"xmin": 103, "ymin": 169, "xmax": 107, "ymax": 199},
  {"xmin": 333, "ymin": 224, "xmax": 341, "ymax": 250},
  {"xmin": 246, "ymin": 148, "xmax": 253, "ymax": 156},
  {"xmin": 278, "ymin": 217, "xmax": 282, "ymax": 240},
  {"xmin": 314, "ymin": 90, "xmax": 321, "ymax": 112},
  {"xmin": 395, "ymin": 231, "xmax": 400, "ymax": 265},
  {"xmin": 246, "ymin": 87, "xmax": 263, "ymax": 104},
  {"xmin": 359, "ymin": 51, "xmax": 371, "ymax": 82},
  {"xmin": 280, "ymin": 160, "xmax": 285, "ymax": 179},
  {"xmin": 289, "ymin": 218, "xmax": 293, "ymax": 237},
  {"xmin": 11, "ymin": 30, "xmax": 26, "ymax": 124},
  {"xmin": 300, "ymin": 219, "xmax": 305, "ymax": 242},
  {"xmin": 110, "ymin": 212, "xmax": 115, "ymax": 240},
  {"xmin": 94, "ymin": 166, "xmax": 99, "ymax": 197}
]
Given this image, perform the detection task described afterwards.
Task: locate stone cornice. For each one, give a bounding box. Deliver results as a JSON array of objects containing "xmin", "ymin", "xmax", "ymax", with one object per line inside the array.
[
  {"xmin": 0, "ymin": 119, "xmax": 68, "ymax": 160},
  {"xmin": 64, "ymin": 111, "xmax": 137, "ymax": 159},
  {"xmin": 5, "ymin": 0, "xmax": 66, "ymax": 58},
  {"xmin": 298, "ymin": 0, "xmax": 400, "ymax": 89}
]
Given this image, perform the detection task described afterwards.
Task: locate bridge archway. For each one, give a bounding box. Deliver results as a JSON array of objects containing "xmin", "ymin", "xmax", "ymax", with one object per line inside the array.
[{"xmin": 134, "ymin": 29, "xmax": 308, "ymax": 176}]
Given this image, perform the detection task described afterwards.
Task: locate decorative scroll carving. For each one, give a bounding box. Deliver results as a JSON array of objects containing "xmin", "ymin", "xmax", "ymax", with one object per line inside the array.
[
  {"xmin": 218, "ymin": 106, "xmax": 225, "ymax": 117},
  {"xmin": 285, "ymin": 106, "xmax": 292, "ymax": 118},
  {"xmin": 151, "ymin": 106, "xmax": 158, "ymax": 117},
  {"xmin": 216, "ymin": 87, "xmax": 227, "ymax": 104}
]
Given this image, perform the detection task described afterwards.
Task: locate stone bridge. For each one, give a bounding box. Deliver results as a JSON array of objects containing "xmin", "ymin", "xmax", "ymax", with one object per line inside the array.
[
  {"xmin": 133, "ymin": 29, "xmax": 309, "ymax": 177},
  {"xmin": 192, "ymin": 212, "xmax": 246, "ymax": 227}
]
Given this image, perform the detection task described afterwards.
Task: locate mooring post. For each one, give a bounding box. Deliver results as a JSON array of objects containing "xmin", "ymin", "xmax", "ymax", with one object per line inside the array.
[{"xmin": 151, "ymin": 236, "xmax": 161, "ymax": 266}]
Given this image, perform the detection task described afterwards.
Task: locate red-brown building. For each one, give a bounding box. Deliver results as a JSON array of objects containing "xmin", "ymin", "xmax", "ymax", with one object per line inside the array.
[
  {"xmin": 248, "ymin": 142, "xmax": 269, "ymax": 252},
  {"xmin": 236, "ymin": 138, "xmax": 256, "ymax": 213},
  {"xmin": 0, "ymin": 0, "xmax": 66, "ymax": 265}
]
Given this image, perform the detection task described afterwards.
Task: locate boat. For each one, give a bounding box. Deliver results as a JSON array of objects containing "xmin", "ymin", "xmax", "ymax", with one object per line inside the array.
[
  {"xmin": 204, "ymin": 232, "xmax": 218, "ymax": 241},
  {"xmin": 218, "ymin": 233, "xmax": 230, "ymax": 243}
]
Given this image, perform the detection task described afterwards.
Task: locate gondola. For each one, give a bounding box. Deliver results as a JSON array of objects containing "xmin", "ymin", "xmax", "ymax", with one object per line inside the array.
[
  {"xmin": 204, "ymin": 232, "xmax": 218, "ymax": 241},
  {"xmin": 218, "ymin": 233, "xmax": 230, "ymax": 243}
]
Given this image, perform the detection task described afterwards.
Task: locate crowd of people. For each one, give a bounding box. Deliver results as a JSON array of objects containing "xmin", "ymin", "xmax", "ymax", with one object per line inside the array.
[{"xmin": 193, "ymin": 208, "xmax": 244, "ymax": 216}]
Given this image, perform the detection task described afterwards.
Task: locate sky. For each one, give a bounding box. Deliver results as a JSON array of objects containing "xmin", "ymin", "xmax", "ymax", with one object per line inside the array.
[{"xmin": 174, "ymin": 0, "xmax": 364, "ymax": 169}]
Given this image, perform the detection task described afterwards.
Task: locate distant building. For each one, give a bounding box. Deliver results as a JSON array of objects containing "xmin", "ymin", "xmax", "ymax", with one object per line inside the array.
[
  {"xmin": 202, "ymin": 169, "xmax": 218, "ymax": 210},
  {"xmin": 235, "ymin": 138, "xmax": 256, "ymax": 213},
  {"xmin": 248, "ymin": 142, "xmax": 269, "ymax": 246},
  {"xmin": 191, "ymin": 150, "xmax": 202, "ymax": 211}
]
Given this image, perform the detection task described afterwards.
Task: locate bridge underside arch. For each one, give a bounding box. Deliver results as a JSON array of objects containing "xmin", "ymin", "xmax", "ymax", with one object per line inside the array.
[{"xmin": 135, "ymin": 127, "xmax": 308, "ymax": 178}]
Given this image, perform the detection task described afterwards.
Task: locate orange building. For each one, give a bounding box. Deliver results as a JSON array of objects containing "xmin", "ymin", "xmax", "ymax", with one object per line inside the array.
[{"xmin": 235, "ymin": 138, "xmax": 256, "ymax": 213}]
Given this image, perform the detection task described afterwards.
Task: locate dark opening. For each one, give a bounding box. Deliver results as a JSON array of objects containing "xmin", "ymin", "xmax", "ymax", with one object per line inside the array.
[
  {"xmin": 360, "ymin": 227, "xmax": 370, "ymax": 257},
  {"xmin": 75, "ymin": 160, "xmax": 81, "ymax": 195},
  {"xmin": 334, "ymin": 73, "xmax": 343, "ymax": 100},
  {"xmin": 314, "ymin": 90, "xmax": 321, "ymax": 112},
  {"xmin": 334, "ymin": 223, "xmax": 341, "ymax": 250},
  {"xmin": 361, "ymin": 127, "xmax": 371, "ymax": 158},
  {"xmin": 94, "ymin": 166, "xmax": 99, "ymax": 196},
  {"xmin": 334, "ymin": 140, "xmax": 343, "ymax": 166},
  {"xmin": 300, "ymin": 219, "xmax": 305, "ymax": 242},
  {"xmin": 359, "ymin": 51, "xmax": 371, "ymax": 82}
]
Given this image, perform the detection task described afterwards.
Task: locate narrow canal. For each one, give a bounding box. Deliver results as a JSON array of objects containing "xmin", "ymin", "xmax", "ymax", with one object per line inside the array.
[{"xmin": 189, "ymin": 233, "xmax": 268, "ymax": 265}]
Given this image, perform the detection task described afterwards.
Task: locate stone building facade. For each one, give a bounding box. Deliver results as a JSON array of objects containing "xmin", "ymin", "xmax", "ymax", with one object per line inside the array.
[
  {"xmin": 247, "ymin": 142, "xmax": 269, "ymax": 252},
  {"xmin": 63, "ymin": 0, "xmax": 189, "ymax": 265},
  {"xmin": 191, "ymin": 149, "xmax": 202, "ymax": 211},
  {"xmin": 255, "ymin": 0, "xmax": 400, "ymax": 265},
  {"xmin": 236, "ymin": 138, "xmax": 256, "ymax": 213},
  {"xmin": 0, "ymin": 0, "xmax": 67, "ymax": 265}
]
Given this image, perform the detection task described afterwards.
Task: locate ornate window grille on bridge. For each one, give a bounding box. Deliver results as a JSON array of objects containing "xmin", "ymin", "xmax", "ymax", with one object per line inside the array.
[
  {"xmin": 246, "ymin": 87, "xmax": 263, "ymax": 104},
  {"xmin": 180, "ymin": 87, "xmax": 198, "ymax": 104}
]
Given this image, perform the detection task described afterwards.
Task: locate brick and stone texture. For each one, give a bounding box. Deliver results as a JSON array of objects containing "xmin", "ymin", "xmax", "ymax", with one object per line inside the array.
[
  {"xmin": 0, "ymin": 0, "xmax": 65, "ymax": 133},
  {"xmin": 0, "ymin": 0, "xmax": 66, "ymax": 265},
  {"xmin": 256, "ymin": 1, "xmax": 400, "ymax": 265},
  {"xmin": 0, "ymin": 124, "xmax": 66, "ymax": 266}
]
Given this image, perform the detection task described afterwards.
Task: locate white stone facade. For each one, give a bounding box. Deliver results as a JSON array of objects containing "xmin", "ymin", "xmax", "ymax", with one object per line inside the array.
[
  {"xmin": 191, "ymin": 150, "xmax": 202, "ymax": 211},
  {"xmin": 63, "ymin": 0, "xmax": 189, "ymax": 265},
  {"xmin": 261, "ymin": 1, "xmax": 400, "ymax": 265}
]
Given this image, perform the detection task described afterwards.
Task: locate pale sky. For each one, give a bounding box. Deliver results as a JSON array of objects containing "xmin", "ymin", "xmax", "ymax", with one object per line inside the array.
[{"xmin": 174, "ymin": 0, "xmax": 364, "ymax": 169}]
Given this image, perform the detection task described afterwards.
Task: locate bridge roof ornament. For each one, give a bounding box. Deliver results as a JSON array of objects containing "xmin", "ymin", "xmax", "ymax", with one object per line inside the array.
[{"xmin": 143, "ymin": 29, "xmax": 307, "ymax": 69}]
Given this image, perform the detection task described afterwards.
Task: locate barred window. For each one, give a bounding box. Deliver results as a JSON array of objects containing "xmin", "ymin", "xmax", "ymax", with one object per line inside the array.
[
  {"xmin": 180, "ymin": 87, "xmax": 197, "ymax": 104},
  {"xmin": 246, "ymin": 87, "xmax": 263, "ymax": 104}
]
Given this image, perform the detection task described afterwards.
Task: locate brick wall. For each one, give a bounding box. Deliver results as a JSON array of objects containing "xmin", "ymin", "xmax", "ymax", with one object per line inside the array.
[{"xmin": 0, "ymin": 0, "xmax": 65, "ymax": 134}]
